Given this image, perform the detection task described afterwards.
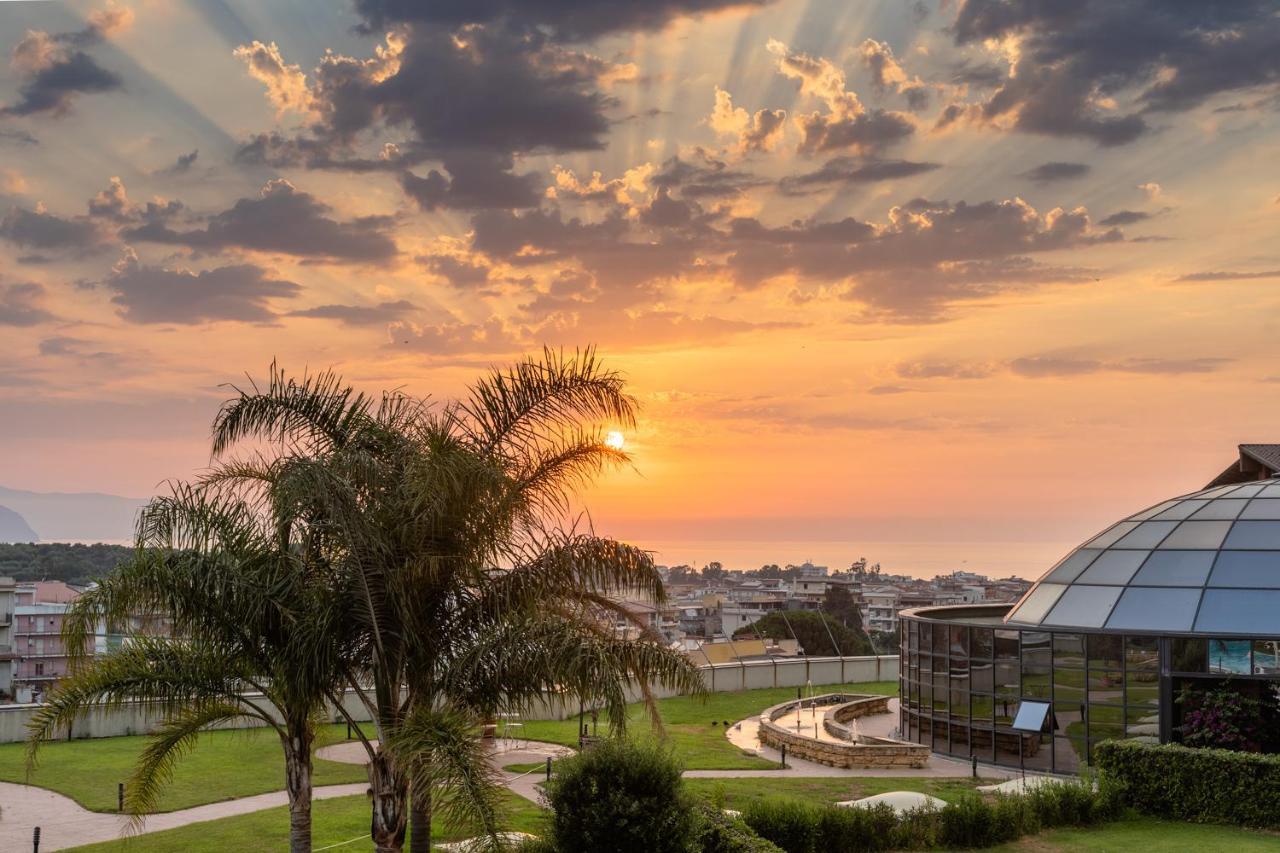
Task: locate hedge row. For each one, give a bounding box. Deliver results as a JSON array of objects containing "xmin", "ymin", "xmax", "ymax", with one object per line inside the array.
[
  {"xmin": 1094, "ymin": 739, "xmax": 1280, "ymax": 828},
  {"xmin": 741, "ymin": 777, "xmax": 1122, "ymax": 853}
]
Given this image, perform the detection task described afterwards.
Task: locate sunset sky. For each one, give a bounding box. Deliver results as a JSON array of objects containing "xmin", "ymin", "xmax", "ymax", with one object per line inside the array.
[{"xmin": 1, "ymin": 0, "xmax": 1279, "ymax": 575}]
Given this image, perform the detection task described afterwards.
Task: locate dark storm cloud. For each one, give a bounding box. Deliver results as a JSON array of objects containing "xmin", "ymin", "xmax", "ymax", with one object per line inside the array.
[
  {"xmin": 1, "ymin": 10, "xmax": 131, "ymax": 117},
  {"xmin": 946, "ymin": 0, "xmax": 1280, "ymax": 145},
  {"xmin": 649, "ymin": 154, "xmax": 766, "ymax": 199},
  {"xmin": 1098, "ymin": 210, "xmax": 1152, "ymax": 227},
  {"xmin": 1020, "ymin": 162, "xmax": 1090, "ymax": 183},
  {"xmin": 778, "ymin": 158, "xmax": 940, "ymax": 194},
  {"xmin": 288, "ymin": 300, "xmax": 416, "ymax": 326},
  {"xmin": 1176, "ymin": 269, "xmax": 1280, "ymax": 282},
  {"xmin": 103, "ymin": 252, "xmax": 301, "ymax": 324},
  {"xmin": 350, "ymin": 0, "xmax": 770, "ymax": 40},
  {"xmin": 0, "ymin": 282, "xmax": 55, "ymax": 326},
  {"xmin": 0, "ymin": 206, "xmax": 100, "ymax": 250},
  {"xmin": 419, "ymin": 254, "xmax": 493, "ymax": 287},
  {"xmin": 123, "ymin": 179, "xmax": 397, "ymax": 263},
  {"xmin": 400, "ymin": 152, "xmax": 541, "ymax": 211},
  {"xmin": 796, "ymin": 109, "xmax": 915, "ymax": 155}
]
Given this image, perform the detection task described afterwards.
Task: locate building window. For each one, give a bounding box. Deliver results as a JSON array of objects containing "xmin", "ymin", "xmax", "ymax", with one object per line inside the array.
[{"xmin": 34, "ymin": 663, "xmax": 44, "ymax": 676}]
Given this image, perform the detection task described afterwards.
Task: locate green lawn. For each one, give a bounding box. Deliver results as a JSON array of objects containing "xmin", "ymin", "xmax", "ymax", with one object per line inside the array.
[
  {"xmin": 0, "ymin": 723, "xmax": 370, "ymax": 813},
  {"xmin": 519, "ymin": 680, "xmax": 898, "ymax": 771},
  {"xmin": 992, "ymin": 814, "xmax": 1280, "ymax": 851},
  {"xmin": 66, "ymin": 790, "xmax": 546, "ymax": 853}
]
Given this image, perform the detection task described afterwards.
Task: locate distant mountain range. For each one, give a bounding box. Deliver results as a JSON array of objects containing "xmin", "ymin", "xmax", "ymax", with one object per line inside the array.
[{"xmin": 0, "ymin": 485, "xmax": 146, "ymax": 544}]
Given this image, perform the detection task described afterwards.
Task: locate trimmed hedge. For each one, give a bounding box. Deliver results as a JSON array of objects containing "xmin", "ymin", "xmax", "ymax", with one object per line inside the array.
[
  {"xmin": 741, "ymin": 777, "xmax": 1121, "ymax": 852},
  {"xmin": 1094, "ymin": 739, "xmax": 1280, "ymax": 827},
  {"xmin": 695, "ymin": 802, "xmax": 786, "ymax": 853}
]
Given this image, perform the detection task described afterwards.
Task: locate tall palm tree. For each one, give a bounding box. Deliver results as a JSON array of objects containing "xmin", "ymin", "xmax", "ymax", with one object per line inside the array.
[
  {"xmin": 211, "ymin": 349, "xmax": 704, "ymax": 852},
  {"xmin": 26, "ymin": 483, "xmax": 348, "ymax": 853}
]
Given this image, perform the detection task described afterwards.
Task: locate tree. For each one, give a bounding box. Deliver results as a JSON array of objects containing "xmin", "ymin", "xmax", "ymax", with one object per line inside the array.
[
  {"xmin": 702, "ymin": 561, "xmax": 726, "ymax": 581},
  {"xmin": 733, "ymin": 610, "xmax": 873, "ymax": 656},
  {"xmin": 210, "ymin": 350, "xmax": 704, "ymax": 852},
  {"xmin": 27, "ymin": 484, "xmax": 345, "ymax": 853},
  {"xmin": 820, "ymin": 584, "xmax": 865, "ymax": 635}
]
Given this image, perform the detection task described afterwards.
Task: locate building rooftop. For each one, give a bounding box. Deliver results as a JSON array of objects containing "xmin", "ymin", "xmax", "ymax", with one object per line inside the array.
[{"xmin": 1005, "ymin": 477, "xmax": 1280, "ymax": 636}]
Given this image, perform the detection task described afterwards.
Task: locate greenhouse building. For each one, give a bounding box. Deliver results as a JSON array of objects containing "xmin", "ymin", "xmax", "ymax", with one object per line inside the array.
[{"xmin": 899, "ymin": 444, "xmax": 1280, "ymax": 773}]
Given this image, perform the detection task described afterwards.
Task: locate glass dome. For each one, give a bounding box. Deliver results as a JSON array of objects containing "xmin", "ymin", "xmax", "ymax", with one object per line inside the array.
[{"xmin": 1005, "ymin": 479, "xmax": 1280, "ymax": 635}]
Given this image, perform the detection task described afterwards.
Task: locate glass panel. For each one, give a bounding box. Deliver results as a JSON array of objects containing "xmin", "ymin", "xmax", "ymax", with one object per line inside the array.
[
  {"xmin": 1125, "ymin": 671, "xmax": 1159, "ymax": 706},
  {"xmin": 1196, "ymin": 589, "xmax": 1280, "ymax": 633},
  {"xmin": 932, "ymin": 624, "xmax": 948, "ymax": 654},
  {"xmin": 1008, "ymin": 584, "xmax": 1068, "ymax": 624},
  {"xmin": 1208, "ymin": 638, "xmax": 1252, "ymax": 674},
  {"xmin": 935, "ymin": 653, "xmax": 948, "ymax": 676},
  {"xmin": 1078, "ymin": 550, "xmax": 1148, "ymax": 584},
  {"xmin": 1259, "ymin": 484, "xmax": 1280, "ymax": 498},
  {"xmin": 1190, "ymin": 499, "xmax": 1247, "ymax": 520},
  {"xmin": 1153, "ymin": 500, "xmax": 1208, "ymax": 520},
  {"xmin": 995, "ymin": 661, "xmax": 1019, "ymax": 698},
  {"xmin": 1052, "ymin": 633, "xmax": 1085, "ymax": 667},
  {"xmin": 1113, "ymin": 521, "xmax": 1178, "ymax": 549},
  {"xmin": 1105, "ymin": 587, "xmax": 1202, "ymax": 631},
  {"xmin": 908, "ymin": 620, "xmax": 918, "ymax": 651},
  {"xmin": 1088, "ymin": 634, "xmax": 1123, "ymax": 669},
  {"xmin": 1131, "ymin": 550, "xmax": 1215, "ymax": 586},
  {"xmin": 1126, "ymin": 502, "xmax": 1177, "ymax": 522},
  {"xmin": 1056, "ymin": 737, "xmax": 1087, "ymax": 773},
  {"xmin": 1126, "ymin": 636, "xmax": 1159, "ymax": 671},
  {"xmin": 1044, "ymin": 550, "xmax": 1100, "ymax": 583},
  {"xmin": 1241, "ymin": 499, "xmax": 1280, "ymax": 519},
  {"xmin": 1088, "ymin": 705, "xmax": 1125, "ymax": 741},
  {"xmin": 1087, "ymin": 670, "xmax": 1124, "ymax": 705},
  {"xmin": 995, "ymin": 629, "xmax": 1019, "ymax": 660},
  {"xmin": 1224, "ymin": 521, "xmax": 1280, "ymax": 549},
  {"xmin": 971, "ymin": 661, "xmax": 994, "ymax": 693},
  {"xmin": 1171, "ymin": 638, "xmax": 1207, "ymax": 673},
  {"xmin": 1084, "ymin": 521, "xmax": 1140, "ymax": 547},
  {"xmin": 1052, "ymin": 668, "xmax": 1086, "ymax": 703},
  {"xmin": 919, "ymin": 653, "xmax": 932, "ymax": 678},
  {"xmin": 1024, "ymin": 733, "xmax": 1052, "ymax": 770},
  {"xmin": 994, "ymin": 696, "xmax": 1016, "ymax": 726},
  {"xmin": 1207, "ymin": 551, "xmax": 1280, "ymax": 587},
  {"xmin": 1253, "ymin": 640, "xmax": 1280, "ymax": 675},
  {"xmin": 971, "ymin": 694, "xmax": 994, "ymax": 724},
  {"xmin": 1022, "ymin": 632, "xmax": 1051, "ymax": 699},
  {"xmin": 1053, "ymin": 701, "xmax": 1085, "ymax": 739},
  {"xmin": 949, "ymin": 625, "xmax": 969, "ymax": 662},
  {"xmin": 1232, "ymin": 483, "xmax": 1267, "ymax": 498},
  {"xmin": 1042, "ymin": 585, "xmax": 1122, "ymax": 629},
  {"xmin": 1125, "ymin": 706, "xmax": 1160, "ymax": 739},
  {"xmin": 971, "ymin": 628, "xmax": 993, "ymax": 660},
  {"xmin": 1158, "ymin": 520, "xmax": 1232, "ymax": 549}
]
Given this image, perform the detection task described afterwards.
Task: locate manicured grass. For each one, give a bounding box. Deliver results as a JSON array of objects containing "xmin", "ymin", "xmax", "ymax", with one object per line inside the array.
[
  {"xmin": 519, "ymin": 680, "xmax": 898, "ymax": 771},
  {"xmin": 991, "ymin": 814, "xmax": 1280, "ymax": 851},
  {"xmin": 66, "ymin": 790, "xmax": 546, "ymax": 852},
  {"xmin": 685, "ymin": 775, "xmax": 991, "ymax": 809},
  {"xmin": 503, "ymin": 761, "xmax": 548, "ymax": 773},
  {"xmin": 0, "ymin": 723, "xmax": 370, "ymax": 813}
]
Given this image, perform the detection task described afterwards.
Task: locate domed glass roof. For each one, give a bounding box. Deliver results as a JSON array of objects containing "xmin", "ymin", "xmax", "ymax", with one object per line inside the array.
[{"xmin": 1005, "ymin": 479, "xmax": 1280, "ymax": 635}]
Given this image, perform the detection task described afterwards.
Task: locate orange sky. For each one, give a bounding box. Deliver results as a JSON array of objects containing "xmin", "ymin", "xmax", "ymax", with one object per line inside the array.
[{"xmin": 1, "ymin": 1, "xmax": 1278, "ymax": 575}]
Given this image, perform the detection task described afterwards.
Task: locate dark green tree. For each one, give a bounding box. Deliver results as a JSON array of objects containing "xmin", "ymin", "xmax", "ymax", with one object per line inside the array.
[
  {"xmin": 734, "ymin": 610, "xmax": 872, "ymax": 656},
  {"xmin": 820, "ymin": 584, "xmax": 865, "ymax": 634}
]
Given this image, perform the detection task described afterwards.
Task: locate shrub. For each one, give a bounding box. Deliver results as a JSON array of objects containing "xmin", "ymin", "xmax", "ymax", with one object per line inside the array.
[
  {"xmin": 939, "ymin": 794, "xmax": 998, "ymax": 848},
  {"xmin": 544, "ymin": 739, "xmax": 699, "ymax": 853},
  {"xmin": 1178, "ymin": 681, "xmax": 1280, "ymax": 752},
  {"xmin": 888, "ymin": 804, "xmax": 939, "ymax": 850},
  {"xmin": 741, "ymin": 800, "xmax": 821, "ymax": 853},
  {"xmin": 695, "ymin": 801, "xmax": 786, "ymax": 853},
  {"xmin": 815, "ymin": 803, "xmax": 897, "ymax": 852},
  {"xmin": 990, "ymin": 792, "xmax": 1040, "ymax": 841},
  {"xmin": 1094, "ymin": 739, "xmax": 1280, "ymax": 827}
]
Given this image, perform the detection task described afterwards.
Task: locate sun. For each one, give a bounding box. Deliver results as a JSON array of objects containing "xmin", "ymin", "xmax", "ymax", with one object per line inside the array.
[{"xmin": 604, "ymin": 431, "xmax": 626, "ymax": 450}]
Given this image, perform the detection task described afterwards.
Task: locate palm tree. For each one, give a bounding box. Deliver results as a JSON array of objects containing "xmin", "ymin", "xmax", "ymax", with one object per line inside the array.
[
  {"xmin": 26, "ymin": 483, "xmax": 348, "ymax": 853},
  {"xmin": 211, "ymin": 349, "xmax": 704, "ymax": 852}
]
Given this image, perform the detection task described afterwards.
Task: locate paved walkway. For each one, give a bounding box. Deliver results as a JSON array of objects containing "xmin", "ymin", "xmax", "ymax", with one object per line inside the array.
[
  {"xmin": 1, "ymin": 701, "xmax": 1017, "ymax": 850},
  {"xmin": 0, "ymin": 781, "xmax": 369, "ymax": 852}
]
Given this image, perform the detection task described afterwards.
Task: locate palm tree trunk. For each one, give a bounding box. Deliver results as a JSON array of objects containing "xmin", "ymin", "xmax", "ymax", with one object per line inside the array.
[
  {"xmin": 283, "ymin": 728, "xmax": 315, "ymax": 853},
  {"xmin": 408, "ymin": 777, "xmax": 432, "ymax": 853},
  {"xmin": 369, "ymin": 750, "xmax": 408, "ymax": 853}
]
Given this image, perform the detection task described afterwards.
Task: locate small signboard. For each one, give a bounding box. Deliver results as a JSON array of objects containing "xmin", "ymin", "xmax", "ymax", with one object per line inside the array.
[{"xmin": 1011, "ymin": 700, "xmax": 1052, "ymax": 733}]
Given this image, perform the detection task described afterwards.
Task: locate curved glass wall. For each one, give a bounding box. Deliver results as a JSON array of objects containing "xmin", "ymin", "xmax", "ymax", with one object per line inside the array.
[{"xmin": 899, "ymin": 606, "xmax": 1280, "ymax": 773}]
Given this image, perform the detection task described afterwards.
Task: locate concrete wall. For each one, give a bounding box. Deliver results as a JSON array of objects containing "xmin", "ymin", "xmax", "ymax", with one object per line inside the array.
[{"xmin": 0, "ymin": 654, "xmax": 898, "ymax": 744}]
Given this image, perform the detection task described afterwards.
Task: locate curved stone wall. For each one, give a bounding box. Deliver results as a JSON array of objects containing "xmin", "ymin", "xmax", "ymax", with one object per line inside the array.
[{"xmin": 757, "ymin": 692, "xmax": 929, "ymax": 769}]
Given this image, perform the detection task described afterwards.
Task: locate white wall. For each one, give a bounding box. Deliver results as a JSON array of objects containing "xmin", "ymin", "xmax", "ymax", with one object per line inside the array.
[{"xmin": 0, "ymin": 655, "xmax": 898, "ymax": 743}]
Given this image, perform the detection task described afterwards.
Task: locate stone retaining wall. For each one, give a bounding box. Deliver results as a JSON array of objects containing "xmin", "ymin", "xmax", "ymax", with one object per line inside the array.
[
  {"xmin": 758, "ymin": 693, "xmax": 930, "ymax": 769},
  {"xmin": 824, "ymin": 694, "xmax": 892, "ymax": 741}
]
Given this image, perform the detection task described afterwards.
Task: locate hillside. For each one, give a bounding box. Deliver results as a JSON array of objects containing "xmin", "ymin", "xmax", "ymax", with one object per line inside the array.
[
  {"xmin": 0, "ymin": 485, "xmax": 144, "ymax": 542},
  {"xmin": 0, "ymin": 543, "xmax": 133, "ymax": 585},
  {"xmin": 0, "ymin": 505, "xmax": 38, "ymax": 543}
]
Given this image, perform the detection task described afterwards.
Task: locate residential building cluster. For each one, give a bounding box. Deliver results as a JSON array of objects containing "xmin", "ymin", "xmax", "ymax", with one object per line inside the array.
[
  {"xmin": 0, "ymin": 577, "xmax": 164, "ymax": 704},
  {"xmin": 614, "ymin": 561, "xmax": 1030, "ymax": 663}
]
